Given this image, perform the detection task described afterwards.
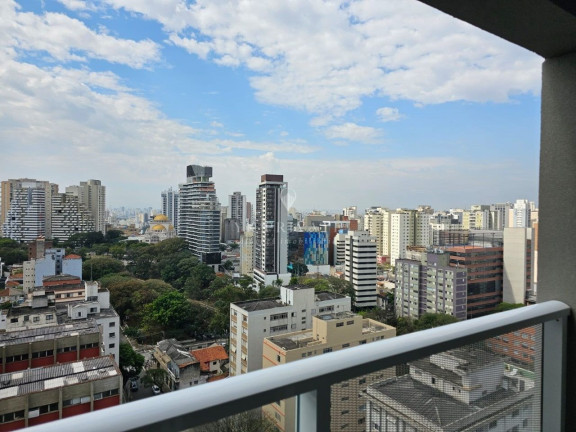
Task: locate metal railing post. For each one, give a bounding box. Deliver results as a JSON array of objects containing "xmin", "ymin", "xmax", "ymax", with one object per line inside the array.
[
  {"xmin": 541, "ymin": 315, "xmax": 567, "ymax": 431},
  {"xmin": 297, "ymin": 387, "xmax": 331, "ymax": 432}
]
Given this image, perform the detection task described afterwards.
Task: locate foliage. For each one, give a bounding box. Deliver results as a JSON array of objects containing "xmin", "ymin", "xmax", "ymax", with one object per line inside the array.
[
  {"xmin": 229, "ymin": 242, "xmax": 239, "ymax": 250},
  {"xmin": 494, "ymin": 302, "xmax": 524, "ymax": 313},
  {"xmin": 119, "ymin": 342, "xmax": 144, "ymax": 381},
  {"xmin": 142, "ymin": 291, "xmax": 194, "ymax": 330},
  {"xmin": 141, "ymin": 368, "xmax": 169, "ymax": 388},
  {"xmin": 290, "ymin": 262, "xmax": 309, "ymax": 277},
  {"xmin": 222, "ymin": 260, "xmax": 234, "ymax": 271},
  {"xmin": 64, "ymin": 231, "xmax": 105, "ymax": 249},
  {"xmin": 82, "ymin": 256, "xmax": 124, "ymax": 280},
  {"xmin": 258, "ymin": 285, "xmax": 280, "ymax": 299},
  {"xmin": 191, "ymin": 410, "xmax": 277, "ymax": 432},
  {"xmin": 0, "ymin": 238, "xmax": 28, "ymax": 266},
  {"xmin": 0, "ymin": 301, "xmax": 12, "ymax": 310}
]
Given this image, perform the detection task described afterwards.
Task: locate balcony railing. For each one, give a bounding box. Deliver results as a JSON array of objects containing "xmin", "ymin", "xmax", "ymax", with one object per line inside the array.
[{"xmin": 28, "ymin": 300, "xmax": 569, "ymax": 432}]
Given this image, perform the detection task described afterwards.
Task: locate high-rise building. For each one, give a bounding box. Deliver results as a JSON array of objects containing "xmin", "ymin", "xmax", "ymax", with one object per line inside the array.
[
  {"xmin": 66, "ymin": 180, "xmax": 106, "ymax": 234},
  {"xmin": 503, "ymin": 227, "xmax": 533, "ymax": 304},
  {"xmin": 178, "ymin": 165, "xmax": 221, "ymax": 263},
  {"xmin": 512, "ymin": 199, "xmax": 532, "ymax": 228},
  {"xmin": 364, "ymin": 207, "xmax": 386, "ymax": 257},
  {"xmin": 51, "ymin": 193, "xmax": 96, "ymax": 241},
  {"xmin": 228, "ymin": 191, "xmax": 246, "ymax": 232},
  {"xmin": 344, "ymin": 231, "xmax": 378, "ymax": 308},
  {"xmin": 253, "ymin": 174, "xmax": 291, "ymax": 287},
  {"xmin": 262, "ymin": 311, "xmax": 396, "ymax": 432},
  {"xmin": 161, "ymin": 187, "xmax": 179, "ymax": 230},
  {"xmin": 1, "ymin": 179, "xmax": 55, "ymax": 242},
  {"xmin": 229, "ymin": 285, "xmax": 351, "ymax": 376},
  {"xmin": 395, "ymin": 251, "xmax": 468, "ymax": 320},
  {"xmin": 239, "ymin": 230, "xmax": 254, "ymax": 276}
]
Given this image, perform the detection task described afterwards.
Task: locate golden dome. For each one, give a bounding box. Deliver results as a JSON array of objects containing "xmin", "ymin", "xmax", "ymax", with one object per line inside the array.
[
  {"xmin": 153, "ymin": 214, "xmax": 169, "ymax": 221},
  {"xmin": 151, "ymin": 224, "xmax": 167, "ymax": 231}
]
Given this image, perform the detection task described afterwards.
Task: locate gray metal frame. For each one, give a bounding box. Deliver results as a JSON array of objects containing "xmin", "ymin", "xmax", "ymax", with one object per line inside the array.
[{"xmin": 26, "ymin": 300, "xmax": 569, "ymax": 432}]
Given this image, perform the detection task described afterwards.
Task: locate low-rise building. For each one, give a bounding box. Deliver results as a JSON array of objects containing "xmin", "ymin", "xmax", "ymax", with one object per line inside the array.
[
  {"xmin": 229, "ymin": 285, "xmax": 351, "ymax": 376},
  {"xmin": 0, "ymin": 321, "xmax": 102, "ymax": 373},
  {"xmin": 0, "ymin": 357, "xmax": 121, "ymax": 431}
]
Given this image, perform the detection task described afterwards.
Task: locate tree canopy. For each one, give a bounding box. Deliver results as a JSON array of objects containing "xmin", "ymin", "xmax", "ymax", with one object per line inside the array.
[{"xmin": 119, "ymin": 342, "xmax": 144, "ymax": 381}]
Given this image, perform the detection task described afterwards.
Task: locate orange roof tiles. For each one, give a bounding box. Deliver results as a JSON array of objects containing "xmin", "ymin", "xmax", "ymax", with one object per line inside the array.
[{"xmin": 190, "ymin": 345, "xmax": 228, "ymax": 372}]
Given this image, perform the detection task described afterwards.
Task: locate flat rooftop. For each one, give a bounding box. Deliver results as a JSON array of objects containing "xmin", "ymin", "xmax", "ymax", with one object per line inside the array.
[
  {"xmin": 0, "ymin": 357, "xmax": 119, "ymax": 399},
  {"xmin": 233, "ymin": 298, "xmax": 285, "ymax": 312},
  {"xmin": 0, "ymin": 320, "xmax": 100, "ymax": 347}
]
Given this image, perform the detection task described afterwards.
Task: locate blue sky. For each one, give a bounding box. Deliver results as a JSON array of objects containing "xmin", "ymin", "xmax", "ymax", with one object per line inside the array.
[{"xmin": 1, "ymin": 0, "xmax": 542, "ymax": 212}]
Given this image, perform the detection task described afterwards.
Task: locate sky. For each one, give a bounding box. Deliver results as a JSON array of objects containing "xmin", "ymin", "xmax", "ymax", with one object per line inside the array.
[{"xmin": 1, "ymin": 0, "xmax": 543, "ymax": 213}]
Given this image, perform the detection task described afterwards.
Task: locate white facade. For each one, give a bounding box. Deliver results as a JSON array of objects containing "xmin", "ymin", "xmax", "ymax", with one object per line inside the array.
[
  {"xmin": 503, "ymin": 227, "xmax": 533, "ymax": 304},
  {"xmin": 1, "ymin": 179, "xmax": 53, "ymax": 242},
  {"xmin": 66, "ymin": 180, "xmax": 106, "ymax": 234},
  {"xmin": 512, "ymin": 199, "xmax": 532, "ymax": 228},
  {"xmin": 229, "ymin": 285, "xmax": 351, "ymax": 376},
  {"xmin": 390, "ymin": 212, "xmax": 412, "ymax": 266},
  {"xmin": 51, "ymin": 193, "xmax": 96, "ymax": 241},
  {"xmin": 344, "ymin": 231, "xmax": 378, "ymax": 308}
]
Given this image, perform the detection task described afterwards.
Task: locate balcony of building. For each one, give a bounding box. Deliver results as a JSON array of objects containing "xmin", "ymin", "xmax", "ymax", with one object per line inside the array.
[{"xmin": 21, "ymin": 1, "xmax": 576, "ymax": 431}]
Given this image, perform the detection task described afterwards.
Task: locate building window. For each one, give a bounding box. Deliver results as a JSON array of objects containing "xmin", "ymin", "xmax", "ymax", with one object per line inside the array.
[
  {"xmin": 109, "ymin": 333, "xmax": 116, "ymax": 338},
  {"xmin": 109, "ymin": 322, "xmax": 115, "ymax": 327},
  {"xmin": 323, "ymin": 348, "xmax": 333, "ymax": 354},
  {"xmin": 109, "ymin": 343, "xmax": 115, "ymax": 349},
  {"xmin": 431, "ymin": 377, "xmax": 436, "ymax": 384},
  {"xmin": 359, "ymin": 378, "xmax": 366, "ymax": 385},
  {"xmin": 33, "ymin": 316, "xmax": 40, "ymax": 323},
  {"xmin": 342, "ymin": 343, "xmax": 350, "ymax": 348},
  {"xmin": 46, "ymin": 314, "xmax": 53, "ymax": 321},
  {"xmin": 10, "ymin": 318, "xmax": 18, "ymax": 323},
  {"xmin": 346, "ymin": 320, "xmax": 354, "ymax": 325},
  {"xmin": 336, "ymin": 322, "xmax": 344, "ymax": 327},
  {"xmin": 489, "ymin": 420, "xmax": 497, "ymax": 429}
]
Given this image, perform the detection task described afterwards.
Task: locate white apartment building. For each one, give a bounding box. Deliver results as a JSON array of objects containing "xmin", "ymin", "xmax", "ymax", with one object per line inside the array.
[
  {"xmin": 390, "ymin": 212, "xmax": 413, "ymax": 266},
  {"xmin": 66, "ymin": 180, "xmax": 106, "ymax": 234},
  {"xmin": 229, "ymin": 285, "xmax": 351, "ymax": 376},
  {"xmin": 51, "ymin": 193, "xmax": 96, "ymax": 241},
  {"xmin": 512, "ymin": 199, "xmax": 532, "ymax": 228},
  {"xmin": 161, "ymin": 187, "xmax": 179, "ymax": 230},
  {"xmin": 344, "ymin": 231, "xmax": 378, "ymax": 308},
  {"xmin": 503, "ymin": 227, "xmax": 533, "ymax": 303},
  {"xmin": 1, "ymin": 179, "xmax": 56, "ymax": 242}
]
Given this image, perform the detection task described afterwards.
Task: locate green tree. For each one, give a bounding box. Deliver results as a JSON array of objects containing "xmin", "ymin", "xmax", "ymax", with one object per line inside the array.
[
  {"xmin": 141, "ymin": 368, "xmax": 169, "ymax": 388},
  {"xmin": 222, "ymin": 260, "xmax": 234, "ymax": 271},
  {"xmin": 109, "ymin": 244, "xmax": 126, "ymax": 260},
  {"xmin": 105, "ymin": 229, "xmax": 125, "ymax": 242},
  {"xmin": 0, "ymin": 238, "xmax": 28, "ymax": 265},
  {"xmin": 83, "ymin": 256, "xmax": 124, "ymax": 280},
  {"xmin": 258, "ymin": 285, "xmax": 280, "ymax": 299},
  {"xmin": 143, "ymin": 291, "xmax": 194, "ymax": 330},
  {"xmin": 290, "ymin": 262, "xmax": 309, "ymax": 277},
  {"xmin": 119, "ymin": 342, "xmax": 144, "ymax": 381},
  {"xmin": 494, "ymin": 302, "xmax": 524, "ymax": 313},
  {"xmin": 413, "ymin": 313, "xmax": 460, "ymax": 331}
]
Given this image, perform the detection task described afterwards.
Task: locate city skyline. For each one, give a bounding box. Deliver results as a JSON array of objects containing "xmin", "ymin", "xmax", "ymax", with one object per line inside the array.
[{"xmin": 2, "ymin": 1, "xmax": 541, "ymax": 210}]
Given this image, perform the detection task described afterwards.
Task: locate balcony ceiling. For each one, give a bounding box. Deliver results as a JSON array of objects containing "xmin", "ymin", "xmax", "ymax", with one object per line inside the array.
[{"xmin": 416, "ymin": 0, "xmax": 576, "ymax": 58}]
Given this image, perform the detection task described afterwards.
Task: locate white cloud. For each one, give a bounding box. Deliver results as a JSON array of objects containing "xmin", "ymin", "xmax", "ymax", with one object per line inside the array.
[
  {"xmin": 2, "ymin": 0, "xmax": 160, "ymax": 68},
  {"xmin": 324, "ymin": 122, "xmax": 383, "ymax": 144},
  {"xmin": 102, "ymin": 0, "xmax": 542, "ymax": 118},
  {"xmin": 210, "ymin": 121, "xmax": 224, "ymax": 128},
  {"xmin": 377, "ymin": 107, "xmax": 402, "ymax": 122}
]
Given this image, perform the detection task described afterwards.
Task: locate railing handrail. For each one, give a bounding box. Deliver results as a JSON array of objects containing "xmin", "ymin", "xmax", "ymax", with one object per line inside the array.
[{"xmin": 26, "ymin": 300, "xmax": 569, "ymax": 432}]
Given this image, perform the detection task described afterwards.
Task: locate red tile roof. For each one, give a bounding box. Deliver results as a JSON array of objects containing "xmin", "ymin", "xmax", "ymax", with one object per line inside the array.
[
  {"xmin": 64, "ymin": 254, "xmax": 82, "ymax": 259},
  {"xmin": 190, "ymin": 345, "xmax": 228, "ymax": 372}
]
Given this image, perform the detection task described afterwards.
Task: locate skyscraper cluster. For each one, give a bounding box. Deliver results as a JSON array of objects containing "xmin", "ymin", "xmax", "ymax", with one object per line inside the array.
[{"xmin": 1, "ymin": 178, "xmax": 106, "ymax": 242}]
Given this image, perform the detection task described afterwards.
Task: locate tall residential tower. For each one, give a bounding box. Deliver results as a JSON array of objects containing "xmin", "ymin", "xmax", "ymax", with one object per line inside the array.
[
  {"xmin": 178, "ymin": 165, "xmax": 221, "ymax": 264},
  {"xmin": 253, "ymin": 175, "xmax": 291, "ymax": 287}
]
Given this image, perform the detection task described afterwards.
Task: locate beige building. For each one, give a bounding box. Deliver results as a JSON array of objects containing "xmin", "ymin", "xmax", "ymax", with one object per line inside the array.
[
  {"xmin": 262, "ymin": 311, "xmax": 396, "ymax": 432},
  {"xmin": 239, "ymin": 229, "xmax": 254, "ymax": 276}
]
